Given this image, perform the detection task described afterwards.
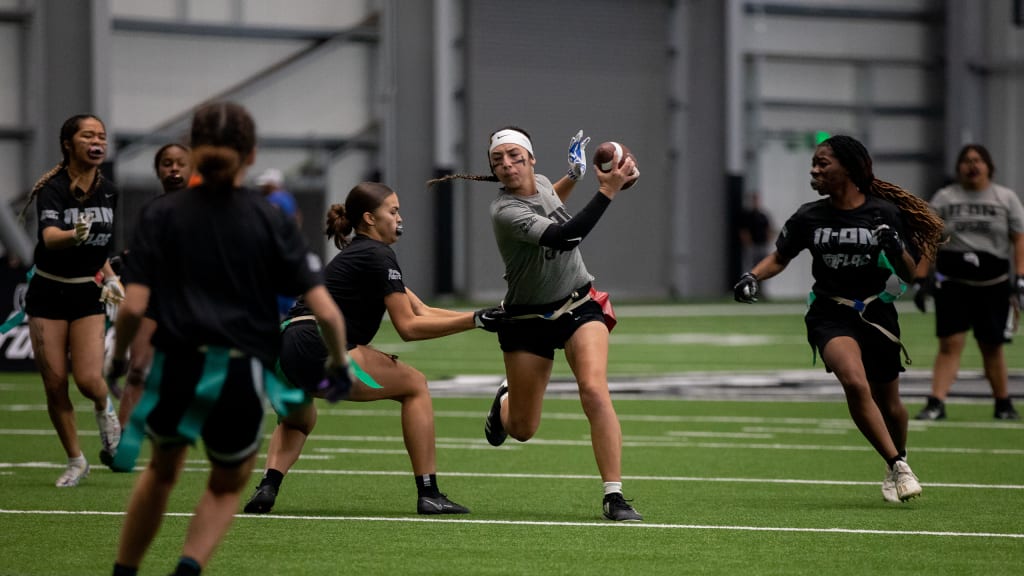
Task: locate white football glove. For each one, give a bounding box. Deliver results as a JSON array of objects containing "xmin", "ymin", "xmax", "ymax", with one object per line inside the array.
[
  {"xmin": 74, "ymin": 213, "xmax": 93, "ymax": 245},
  {"xmin": 99, "ymin": 276, "xmax": 126, "ymax": 305},
  {"xmin": 567, "ymin": 129, "xmax": 590, "ymax": 181}
]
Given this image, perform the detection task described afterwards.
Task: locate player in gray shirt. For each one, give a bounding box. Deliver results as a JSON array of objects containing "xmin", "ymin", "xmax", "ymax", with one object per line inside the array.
[
  {"xmin": 429, "ymin": 127, "xmax": 642, "ymax": 521},
  {"xmin": 914, "ymin": 144, "xmax": 1024, "ymax": 421}
]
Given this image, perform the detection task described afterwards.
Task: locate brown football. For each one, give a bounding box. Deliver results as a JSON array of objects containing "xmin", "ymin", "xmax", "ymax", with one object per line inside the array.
[{"xmin": 592, "ymin": 141, "xmax": 638, "ymax": 189}]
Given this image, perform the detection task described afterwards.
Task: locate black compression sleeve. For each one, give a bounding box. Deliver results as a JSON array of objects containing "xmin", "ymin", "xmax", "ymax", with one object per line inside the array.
[{"xmin": 538, "ymin": 192, "xmax": 612, "ymax": 251}]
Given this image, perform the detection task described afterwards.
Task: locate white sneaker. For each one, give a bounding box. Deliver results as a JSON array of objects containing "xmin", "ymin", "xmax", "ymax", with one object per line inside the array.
[
  {"xmin": 55, "ymin": 458, "xmax": 89, "ymax": 487},
  {"xmin": 891, "ymin": 460, "xmax": 922, "ymax": 502},
  {"xmin": 881, "ymin": 464, "xmax": 899, "ymax": 502},
  {"xmin": 95, "ymin": 396, "xmax": 121, "ymax": 454}
]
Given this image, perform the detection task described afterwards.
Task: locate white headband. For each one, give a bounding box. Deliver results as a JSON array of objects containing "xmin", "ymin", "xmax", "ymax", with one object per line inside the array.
[{"xmin": 489, "ymin": 129, "xmax": 534, "ymax": 156}]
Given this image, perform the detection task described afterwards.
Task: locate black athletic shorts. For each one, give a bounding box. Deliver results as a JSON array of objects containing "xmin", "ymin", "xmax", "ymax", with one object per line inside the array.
[
  {"xmin": 24, "ymin": 275, "xmax": 104, "ymax": 321},
  {"xmin": 804, "ymin": 298, "xmax": 904, "ymax": 383},
  {"xmin": 933, "ymin": 280, "xmax": 1013, "ymax": 344},
  {"xmin": 498, "ymin": 299, "xmax": 606, "ymax": 360},
  {"xmin": 278, "ymin": 320, "xmax": 328, "ymax": 392},
  {"xmin": 142, "ymin": 346, "xmax": 266, "ymax": 467}
]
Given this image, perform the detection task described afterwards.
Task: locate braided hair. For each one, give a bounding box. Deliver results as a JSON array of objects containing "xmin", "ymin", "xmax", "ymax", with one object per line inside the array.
[
  {"xmin": 19, "ymin": 114, "xmax": 105, "ymax": 223},
  {"xmin": 821, "ymin": 135, "xmax": 945, "ymax": 261},
  {"xmin": 425, "ymin": 125, "xmax": 533, "ymax": 188}
]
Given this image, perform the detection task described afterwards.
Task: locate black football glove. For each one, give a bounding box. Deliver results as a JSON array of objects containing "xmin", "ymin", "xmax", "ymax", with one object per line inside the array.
[
  {"xmin": 733, "ymin": 272, "xmax": 759, "ymax": 304},
  {"xmin": 474, "ymin": 306, "xmax": 509, "ymax": 332},
  {"xmin": 318, "ymin": 360, "xmax": 356, "ymax": 403},
  {"xmin": 873, "ymin": 224, "xmax": 904, "ymax": 264},
  {"xmin": 912, "ymin": 276, "xmax": 932, "ymax": 313}
]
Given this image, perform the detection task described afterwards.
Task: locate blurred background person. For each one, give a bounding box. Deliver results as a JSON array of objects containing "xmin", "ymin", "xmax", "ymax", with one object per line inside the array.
[
  {"xmin": 914, "ymin": 144, "xmax": 1023, "ymax": 421},
  {"xmin": 738, "ymin": 191, "xmax": 774, "ymax": 287},
  {"xmin": 110, "ymin": 143, "xmax": 193, "ymax": 431},
  {"xmin": 257, "ymin": 167, "xmax": 303, "ymax": 316}
]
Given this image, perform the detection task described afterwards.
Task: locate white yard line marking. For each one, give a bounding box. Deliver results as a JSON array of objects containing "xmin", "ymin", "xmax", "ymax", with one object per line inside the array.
[
  {"xmin": 0, "ymin": 508, "xmax": 1020, "ymax": 539},
  {"xmin": 1, "ymin": 426, "xmax": 1019, "ymax": 454},
  {"xmin": 1, "ymin": 462, "xmax": 1020, "ymax": 491}
]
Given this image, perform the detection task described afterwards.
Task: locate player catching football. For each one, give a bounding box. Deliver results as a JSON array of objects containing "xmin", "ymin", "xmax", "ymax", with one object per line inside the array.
[{"xmin": 428, "ymin": 127, "xmax": 643, "ymax": 522}]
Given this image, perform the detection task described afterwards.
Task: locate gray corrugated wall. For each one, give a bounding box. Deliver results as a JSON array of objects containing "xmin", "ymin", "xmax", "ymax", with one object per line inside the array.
[{"xmin": 461, "ymin": 0, "xmax": 681, "ymax": 302}]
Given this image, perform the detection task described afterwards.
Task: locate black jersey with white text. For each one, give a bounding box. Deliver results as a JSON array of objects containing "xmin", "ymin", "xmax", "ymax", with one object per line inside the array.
[
  {"xmin": 287, "ymin": 234, "xmax": 405, "ymax": 347},
  {"xmin": 126, "ymin": 184, "xmax": 322, "ymax": 365},
  {"xmin": 33, "ymin": 169, "xmax": 118, "ymax": 277},
  {"xmin": 776, "ymin": 195, "xmax": 915, "ymax": 301}
]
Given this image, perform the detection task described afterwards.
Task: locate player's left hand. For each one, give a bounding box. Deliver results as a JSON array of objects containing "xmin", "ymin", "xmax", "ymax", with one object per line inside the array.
[
  {"xmin": 567, "ymin": 129, "xmax": 590, "ymax": 182},
  {"xmin": 100, "ymin": 276, "xmax": 126, "ymax": 305},
  {"xmin": 873, "ymin": 224, "xmax": 904, "ymax": 263},
  {"xmin": 319, "ymin": 359, "xmax": 356, "ymax": 403}
]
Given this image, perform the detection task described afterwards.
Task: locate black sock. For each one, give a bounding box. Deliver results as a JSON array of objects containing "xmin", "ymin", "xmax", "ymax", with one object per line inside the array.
[
  {"xmin": 897, "ymin": 449, "xmax": 907, "ymax": 460},
  {"xmin": 171, "ymin": 556, "xmax": 201, "ymax": 576},
  {"xmin": 260, "ymin": 468, "xmax": 285, "ymax": 490},
  {"xmin": 885, "ymin": 455, "xmax": 903, "ymax": 469},
  {"xmin": 995, "ymin": 397, "xmax": 1013, "ymax": 410},
  {"xmin": 112, "ymin": 564, "xmax": 137, "ymax": 576},
  {"xmin": 415, "ymin": 473, "xmax": 440, "ymax": 497}
]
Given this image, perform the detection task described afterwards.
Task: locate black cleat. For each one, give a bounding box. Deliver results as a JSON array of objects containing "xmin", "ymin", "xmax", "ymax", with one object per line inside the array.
[
  {"xmin": 484, "ymin": 380, "xmax": 509, "ymax": 446},
  {"xmin": 914, "ymin": 396, "xmax": 946, "ymax": 421},
  {"xmin": 602, "ymin": 492, "xmax": 643, "ymax": 522},
  {"xmin": 243, "ymin": 484, "xmax": 278, "ymax": 514},
  {"xmin": 417, "ymin": 493, "xmax": 470, "ymax": 515},
  {"xmin": 995, "ymin": 403, "xmax": 1020, "ymax": 421}
]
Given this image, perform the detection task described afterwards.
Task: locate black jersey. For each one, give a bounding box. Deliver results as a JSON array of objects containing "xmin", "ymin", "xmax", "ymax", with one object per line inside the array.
[
  {"xmin": 776, "ymin": 195, "xmax": 915, "ymax": 301},
  {"xmin": 33, "ymin": 169, "xmax": 118, "ymax": 277},
  {"xmin": 126, "ymin": 184, "xmax": 322, "ymax": 365},
  {"xmin": 287, "ymin": 234, "xmax": 405, "ymax": 346}
]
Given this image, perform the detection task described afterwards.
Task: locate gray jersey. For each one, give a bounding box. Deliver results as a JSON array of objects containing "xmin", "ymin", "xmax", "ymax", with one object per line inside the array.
[
  {"xmin": 491, "ymin": 174, "xmax": 593, "ymax": 305},
  {"xmin": 931, "ymin": 183, "xmax": 1024, "ymax": 258}
]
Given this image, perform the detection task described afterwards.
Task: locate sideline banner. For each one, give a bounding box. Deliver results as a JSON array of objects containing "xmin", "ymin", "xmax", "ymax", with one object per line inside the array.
[{"xmin": 0, "ymin": 263, "xmax": 34, "ymax": 371}]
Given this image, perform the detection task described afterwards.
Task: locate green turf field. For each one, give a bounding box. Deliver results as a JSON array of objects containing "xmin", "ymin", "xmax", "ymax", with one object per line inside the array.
[
  {"xmin": 369, "ymin": 301, "xmax": 1022, "ymax": 379},
  {"xmin": 1, "ymin": 303, "xmax": 1021, "ymax": 575}
]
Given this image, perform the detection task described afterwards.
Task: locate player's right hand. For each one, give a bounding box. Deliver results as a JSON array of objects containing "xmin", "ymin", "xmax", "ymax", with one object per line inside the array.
[
  {"xmin": 733, "ymin": 272, "xmax": 759, "ymax": 304},
  {"xmin": 74, "ymin": 213, "xmax": 93, "ymax": 245}
]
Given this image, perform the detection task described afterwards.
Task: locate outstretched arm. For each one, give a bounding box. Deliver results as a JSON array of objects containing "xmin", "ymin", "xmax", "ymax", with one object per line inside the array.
[
  {"xmin": 386, "ymin": 291, "xmax": 475, "ymax": 341},
  {"xmin": 553, "ymin": 129, "xmax": 591, "ymax": 203}
]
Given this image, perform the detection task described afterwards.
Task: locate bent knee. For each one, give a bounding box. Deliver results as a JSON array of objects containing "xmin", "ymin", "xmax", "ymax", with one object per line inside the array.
[{"xmin": 506, "ymin": 418, "xmax": 540, "ymax": 442}]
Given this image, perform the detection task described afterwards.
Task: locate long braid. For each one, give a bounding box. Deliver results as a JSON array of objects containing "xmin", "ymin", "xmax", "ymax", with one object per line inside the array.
[
  {"xmin": 18, "ymin": 162, "xmax": 65, "ymax": 224},
  {"xmin": 428, "ymin": 126, "xmax": 535, "ymax": 189},
  {"xmin": 427, "ymin": 172, "xmax": 497, "ymax": 188},
  {"xmin": 822, "ymin": 134, "xmax": 945, "ymax": 261},
  {"xmin": 869, "ymin": 179, "xmax": 945, "ymax": 261}
]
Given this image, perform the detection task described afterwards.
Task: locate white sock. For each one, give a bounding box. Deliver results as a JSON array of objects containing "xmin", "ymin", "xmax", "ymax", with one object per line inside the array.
[
  {"xmin": 603, "ymin": 481, "xmax": 622, "ymax": 496},
  {"xmin": 69, "ymin": 454, "xmax": 87, "ymax": 468}
]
